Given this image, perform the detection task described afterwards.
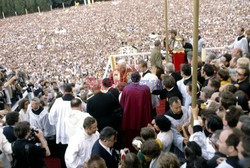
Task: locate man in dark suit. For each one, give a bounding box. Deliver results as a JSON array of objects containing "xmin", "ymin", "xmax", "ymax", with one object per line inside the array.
[
  {"xmin": 201, "ymin": 63, "xmax": 215, "ymax": 87},
  {"xmin": 3, "ymin": 112, "xmax": 19, "ymax": 143},
  {"xmin": 152, "ymin": 75, "xmax": 182, "ymax": 112},
  {"xmin": 87, "ymin": 81, "xmax": 116, "ymax": 131},
  {"xmin": 165, "ymin": 62, "xmax": 182, "ymax": 81},
  {"xmin": 91, "ymin": 127, "xmax": 119, "ymax": 168}
]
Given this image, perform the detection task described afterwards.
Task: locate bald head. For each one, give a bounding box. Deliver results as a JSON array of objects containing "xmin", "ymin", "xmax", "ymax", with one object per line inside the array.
[
  {"xmin": 165, "ymin": 62, "xmax": 175, "ymax": 74},
  {"xmin": 117, "ymin": 59, "xmax": 126, "ymax": 66},
  {"xmin": 117, "ymin": 59, "xmax": 127, "ymax": 72}
]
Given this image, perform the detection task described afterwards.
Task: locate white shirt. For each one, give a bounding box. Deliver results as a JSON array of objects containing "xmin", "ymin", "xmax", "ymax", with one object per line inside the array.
[
  {"xmin": 149, "ymin": 158, "xmax": 158, "ymax": 168},
  {"xmin": 65, "ymin": 128, "xmax": 99, "ymax": 168},
  {"xmin": 157, "ymin": 130, "xmax": 173, "ymax": 152},
  {"xmin": 49, "ymin": 97, "xmax": 72, "ymax": 144},
  {"xmin": 140, "ymin": 72, "xmax": 160, "ymax": 108},
  {"xmin": 19, "ymin": 109, "xmax": 29, "ymax": 122},
  {"xmin": 140, "ymin": 72, "xmax": 158, "ymax": 92},
  {"xmin": 229, "ymin": 36, "xmax": 249, "ymax": 55},
  {"xmin": 189, "ymin": 120, "xmax": 215, "ymax": 160},
  {"xmin": 177, "ymin": 77, "xmax": 191, "ymax": 109},
  {"xmin": 65, "ymin": 109, "xmax": 91, "ymax": 137},
  {"xmin": 180, "ymin": 163, "xmax": 186, "ymax": 168},
  {"xmin": 0, "ymin": 128, "xmax": 12, "ymax": 168},
  {"xmin": 28, "ymin": 105, "xmax": 56, "ymax": 138},
  {"xmin": 165, "ymin": 106, "xmax": 189, "ymax": 129},
  {"xmin": 216, "ymin": 160, "xmax": 234, "ymax": 168},
  {"xmin": 99, "ymin": 140, "xmax": 112, "ymax": 155}
]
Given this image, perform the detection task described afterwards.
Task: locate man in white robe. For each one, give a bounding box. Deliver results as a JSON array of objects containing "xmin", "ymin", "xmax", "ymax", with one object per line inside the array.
[
  {"xmin": 177, "ymin": 64, "xmax": 192, "ymax": 109},
  {"xmin": 65, "ymin": 117, "xmax": 99, "ymax": 168},
  {"xmin": 65, "ymin": 98, "xmax": 91, "ymax": 137},
  {"xmin": 0, "ymin": 128, "xmax": 12, "ymax": 168},
  {"xmin": 228, "ymin": 27, "xmax": 248, "ymax": 56},
  {"xmin": 48, "ymin": 83, "xmax": 74, "ymax": 168},
  {"xmin": 28, "ymin": 97, "xmax": 55, "ymax": 138},
  {"xmin": 164, "ymin": 97, "xmax": 190, "ymax": 131},
  {"xmin": 138, "ymin": 60, "xmax": 159, "ymax": 108}
]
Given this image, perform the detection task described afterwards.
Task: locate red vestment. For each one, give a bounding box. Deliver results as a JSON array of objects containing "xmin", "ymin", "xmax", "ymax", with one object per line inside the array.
[
  {"xmin": 172, "ymin": 52, "xmax": 185, "ymax": 72},
  {"xmin": 109, "ymin": 67, "xmax": 134, "ymax": 84},
  {"xmin": 120, "ymin": 82, "xmax": 152, "ymax": 149}
]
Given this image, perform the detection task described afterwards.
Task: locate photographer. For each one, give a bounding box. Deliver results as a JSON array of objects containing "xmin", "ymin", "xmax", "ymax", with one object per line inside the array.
[
  {"xmin": 12, "ymin": 121, "xmax": 50, "ymax": 168},
  {"xmin": 0, "ymin": 81, "xmax": 11, "ymax": 112}
]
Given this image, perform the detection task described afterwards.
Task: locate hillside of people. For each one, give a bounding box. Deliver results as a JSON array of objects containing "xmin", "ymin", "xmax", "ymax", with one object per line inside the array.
[{"xmin": 0, "ymin": 0, "xmax": 250, "ymax": 168}]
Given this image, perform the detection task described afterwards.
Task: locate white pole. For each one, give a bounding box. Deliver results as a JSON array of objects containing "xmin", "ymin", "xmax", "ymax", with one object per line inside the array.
[
  {"xmin": 50, "ymin": 5, "xmax": 52, "ymax": 11},
  {"xmin": 15, "ymin": 11, "xmax": 17, "ymax": 16},
  {"xmin": 83, "ymin": 0, "xmax": 86, "ymax": 5},
  {"xmin": 88, "ymin": 0, "xmax": 91, "ymax": 5},
  {"xmin": 25, "ymin": 9, "xmax": 28, "ymax": 14},
  {"xmin": 62, "ymin": 3, "xmax": 65, "ymax": 9},
  {"xmin": 38, "ymin": 6, "xmax": 40, "ymax": 14},
  {"xmin": 2, "ymin": 12, "xmax": 5, "ymax": 19},
  {"xmin": 92, "ymin": 0, "xmax": 94, "ymax": 4}
]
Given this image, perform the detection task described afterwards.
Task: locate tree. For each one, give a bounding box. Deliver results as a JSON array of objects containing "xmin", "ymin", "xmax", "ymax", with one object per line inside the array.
[
  {"xmin": 25, "ymin": 0, "xmax": 36, "ymax": 13},
  {"xmin": 52, "ymin": 0, "xmax": 73, "ymax": 8},
  {"xmin": 35, "ymin": 0, "xmax": 51, "ymax": 11},
  {"xmin": 13, "ymin": 0, "xmax": 26, "ymax": 15}
]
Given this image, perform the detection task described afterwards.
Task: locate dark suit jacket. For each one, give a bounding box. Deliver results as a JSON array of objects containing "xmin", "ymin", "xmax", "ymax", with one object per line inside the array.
[
  {"xmin": 171, "ymin": 72, "xmax": 182, "ymax": 82},
  {"xmin": 87, "ymin": 92, "xmax": 115, "ymax": 131},
  {"xmin": 91, "ymin": 140, "xmax": 119, "ymax": 168},
  {"xmin": 3, "ymin": 125, "xmax": 16, "ymax": 143},
  {"xmin": 152, "ymin": 86, "xmax": 183, "ymax": 112}
]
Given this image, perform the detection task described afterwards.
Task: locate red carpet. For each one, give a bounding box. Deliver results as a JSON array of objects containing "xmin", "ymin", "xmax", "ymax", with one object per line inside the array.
[
  {"xmin": 44, "ymin": 157, "xmax": 61, "ymax": 168},
  {"xmin": 156, "ymin": 99, "xmax": 166, "ymax": 115}
]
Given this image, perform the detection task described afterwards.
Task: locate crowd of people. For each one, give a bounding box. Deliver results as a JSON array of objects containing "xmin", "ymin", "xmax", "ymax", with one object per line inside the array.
[
  {"xmin": 0, "ymin": 0, "xmax": 250, "ymax": 168},
  {"xmin": 0, "ymin": 0, "xmax": 249, "ymax": 83}
]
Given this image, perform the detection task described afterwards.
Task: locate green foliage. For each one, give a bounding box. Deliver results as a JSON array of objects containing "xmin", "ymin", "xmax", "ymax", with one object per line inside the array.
[
  {"xmin": 0, "ymin": 0, "xmax": 111, "ymax": 18},
  {"xmin": 0, "ymin": 0, "xmax": 52, "ymax": 17},
  {"xmin": 52, "ymin": 0, "xmax": 73, "ymax": 7},
  {"xmin": 25, "ymin": 0, "xmax": 36, "ymax": 13},
  {"xmin": 35, "ymin": 0, "xmax": 51, "ymax": 11},
  {"xmin": 1, "ymin": 0, "xmax": 15, "ymax": 17},
  {"xmin": 13, "ymin": 0, "xmax": 26, "ymax": 15}
]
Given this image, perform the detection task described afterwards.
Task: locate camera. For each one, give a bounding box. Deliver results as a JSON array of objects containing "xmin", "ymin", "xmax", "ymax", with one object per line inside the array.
[
  {"xmin": 0, "ymin": 68, "xmax": 7, "ymax": 82},
  {"xmin": 7, "ymin": 71, "xmax": 27, "ymax": 88},
  {"xmin": 0, "ymin": 65, "xmax": 6, "ymax": 73},
  {"xmin": 29, "ymin": 128, "xmax": 40, "ymax": 144},
  {"xmin": 0, "ymin": 69, "xmax": 6, "ymax": 73}
]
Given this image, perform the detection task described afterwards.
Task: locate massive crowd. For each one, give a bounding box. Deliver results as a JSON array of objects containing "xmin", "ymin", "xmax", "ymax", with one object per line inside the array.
[
  {"xmin": 0, "ymin": 0, "xmax": 249, "ymax": 82},
  {"xmin": 0, "ymin": 0, "xmax": 250, "ymax": 168}
]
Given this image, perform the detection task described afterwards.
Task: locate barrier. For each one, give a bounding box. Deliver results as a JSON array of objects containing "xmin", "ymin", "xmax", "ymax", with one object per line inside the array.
[
  {"xmin": 11, "ymin": 91, "xmax": 29, "ymax": 112},
  {"xmin": 103, "ymin": 46, "xmax": 228, "ymax": 79},
  {"xmin": 103, "ymin": 52, "xmax": 151, "ymax": 79},
  {"xmin": 201, "ymin": 46, "xmax": 227, "ymax": 62}
]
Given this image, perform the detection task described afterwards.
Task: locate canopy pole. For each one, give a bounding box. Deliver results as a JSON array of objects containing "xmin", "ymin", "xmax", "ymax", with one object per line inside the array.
[
  {"xmin": 164, "ymin": 0, "xmax": 169, "ymax": 62},
  {"xmin": 191, "ymin": 0, "xmax": 199, "ymax": 109}
]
